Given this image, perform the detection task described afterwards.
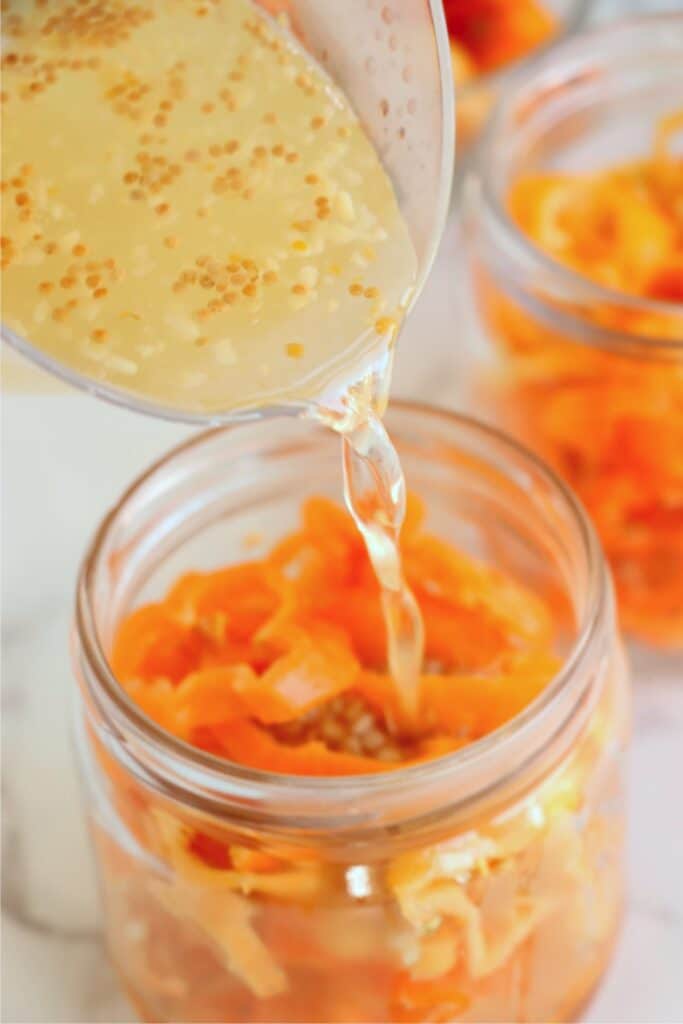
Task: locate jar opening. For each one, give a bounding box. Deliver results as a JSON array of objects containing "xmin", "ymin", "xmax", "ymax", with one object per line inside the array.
[
  {"xmin": 474, "ymin": 13, "xmax": 683, "ymax": 360},
  {"xmin": 74, "ymin": 402, "xmax": 610, "ymax": 838}
]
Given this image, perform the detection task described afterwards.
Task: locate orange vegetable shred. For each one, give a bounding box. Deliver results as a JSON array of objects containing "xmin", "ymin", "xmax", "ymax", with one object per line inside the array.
[
  {"xmin": 444, "ymin": 0, "xmax": 555, "ymax": 82},
  {"xmin": 479, "ymin": 112, "xmax": 683, "ymax": 644},
  {"xmin": 111, "ymin": 495, "xmax": 560, "ymax": 775}
]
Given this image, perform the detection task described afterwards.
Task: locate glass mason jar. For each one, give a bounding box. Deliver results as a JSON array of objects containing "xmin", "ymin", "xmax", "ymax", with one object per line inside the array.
[
  {"xmin": 73, "ymin": 403, "xmax": 629, "ymax": 1023},
  {"xmin": 463, "ymin": 15, "xmax": 683, "ymax": 646}
]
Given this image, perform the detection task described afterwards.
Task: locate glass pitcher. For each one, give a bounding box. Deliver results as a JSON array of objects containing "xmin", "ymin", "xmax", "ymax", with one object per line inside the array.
[{"xmin": 1, "ymin": 0, "xmax": 454, "ymax": 423}]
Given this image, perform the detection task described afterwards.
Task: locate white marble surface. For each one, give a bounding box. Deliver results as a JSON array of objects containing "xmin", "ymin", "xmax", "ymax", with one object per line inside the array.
[{"xmin": 2, "ymin": 2, "xmax": 683, "ymax": 1020}]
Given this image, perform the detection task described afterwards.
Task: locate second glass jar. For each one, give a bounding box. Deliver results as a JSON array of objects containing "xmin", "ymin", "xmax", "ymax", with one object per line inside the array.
[{"xmin": 463, "ymin": 15, "xmax": 683, "ymax": 646}]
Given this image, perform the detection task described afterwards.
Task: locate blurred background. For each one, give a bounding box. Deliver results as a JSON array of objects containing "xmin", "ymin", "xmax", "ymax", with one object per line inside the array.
[{"xmin": 2, "ymin": 0, "xmax": 682, "ymax": 1021}]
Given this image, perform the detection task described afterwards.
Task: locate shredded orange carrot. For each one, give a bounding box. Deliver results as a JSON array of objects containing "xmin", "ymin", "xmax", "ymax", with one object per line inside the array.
[
  {"xmin": 234, "ymin": 625, "xmax": 359, "ymax": 725},
  {"xmin": 111, "ymin": 495, "xmax": 560, "ymax": 775},
  {"xmin": 392, "ymin": 968, "xmax": 470, "ymax": 1022},
  {"xmin": 444, "ymin": 0, "xmax": 555, "ymax": 78},
  {"xmin": 444, "ymin": 0, "xmax": 557, "ymax": 148},
  {"xmin": 111, "ymin": 605, "xmax": 208, "ymax": 684},
  {"xmin": 477, "ymin": 112, "xmax": 683, "ymax": 644}
]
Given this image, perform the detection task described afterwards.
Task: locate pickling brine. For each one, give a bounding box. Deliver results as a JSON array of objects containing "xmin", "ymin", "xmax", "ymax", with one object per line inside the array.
[{"xmin": 1, "ymin": 0, "xmax": 416, "ymax": 414}]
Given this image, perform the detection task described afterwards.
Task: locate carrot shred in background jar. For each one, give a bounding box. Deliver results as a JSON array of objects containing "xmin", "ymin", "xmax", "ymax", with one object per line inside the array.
[
  {"xmin": 444, "ymin": 0, "xmax": 555, "ymax": 86},
  {"xmin": 509, "ymin": 111, "xmax": 683, "ymax": 308},
  {"xmin": 479, "ymin": 112, "xmax": 683, "ymax": 645},
  {"xmin": 111, "ymin": 494, "xmax": 559, "ymax": 775}
]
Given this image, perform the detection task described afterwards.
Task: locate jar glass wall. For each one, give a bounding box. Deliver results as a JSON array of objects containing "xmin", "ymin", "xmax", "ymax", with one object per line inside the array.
[
  {"xmin": 464, "ymin": 15, "xmax": 683, "ymax": 645},
  {"xmin": 73, "ymin": 404, "xmax": 629, "ymax": 1023}
]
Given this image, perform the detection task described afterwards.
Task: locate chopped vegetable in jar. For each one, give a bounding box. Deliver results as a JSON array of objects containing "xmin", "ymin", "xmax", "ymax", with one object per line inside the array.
[
  {"xmin": 112, "ymin": 494, "xmax": 559, "ymax": 773},
  {"xmin": 88, "ymin": 494, "xmax": 626, "ymax": 1023},
  {"xmin": 444, "ymin": 0, "xmax": 556, "ymax": 86},
  {"xmin": 477, "ymin": 113, "xmax": 683, "ymax": 644}
]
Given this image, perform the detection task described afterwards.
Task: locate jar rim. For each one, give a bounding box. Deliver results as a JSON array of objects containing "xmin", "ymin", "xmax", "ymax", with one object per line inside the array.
[
  {"xmin": 473, "ymin": 12, "xmax": 683, "ymax": 360},
  {"xmin": 75, "ymin": 401, "xmax": 611, "ymax": 838}
]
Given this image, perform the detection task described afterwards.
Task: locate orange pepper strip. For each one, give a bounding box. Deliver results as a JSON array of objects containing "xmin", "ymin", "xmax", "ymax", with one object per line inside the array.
[
  {"xmin": 450, "ymin": 39, "xmax": 477, "ymax": 87},
  {"xmin": 184, "ymin": 563, "xmax": 284, "ymax": 640},
  {"xmin": 302, "ymin": 495, "xmax": 362, "ymax": 561},
  {"xmin": 311, "ymin": 583, "xmax": 386, "ymax": 668},
  {"xmin": 443, "ymin": 0, "xmax": 555, "ymax": 74},
  {"xmin": 112, "ymin": 494, "xmax": 560, "ymax": 773},
  {"xmin": 418, "ymin": 593, "xmax": 509, "ymax": 672},
  {"xmin": 234, "ymin": 627, "xmax": 359, "ymax": 725},
  {"xmin": 164, "ymin": 571, "xmax": 206, "ymax": 621},
  {"xmin": 392, "ymin": 967, "xmax": 470, "ymax": 1023},
  {"xmin": 173, "ymin": 665, "xmax": 254, "ymax": 734},
  {"xmin": 111, "ymin": 604, "xmax": 207, "ymax": 684},
  {"xmin": 404, "ymin": 534, "xmax": 506, "ymax": 614},
  {"xmin": 121, "ymin": 677, "xmax": 181, "ymax": 734},
  {"xmin": 402, "ymin": 534, "xmax": 552, "ymax": 665},
  {"xmin": 421, "ymin": 651, "xmax": 560, "ymax": 737},
  {"xmin": 648, "ymin": 264, "xmax": 683, "ymax": 303},
  {"xmin": 186, "ymin": 830, "xmax": 232, "ymax": 870},
  {"xmin": 401, "ymin": 491, "xmax": 426, "ymax": 542},
  {"xmin": 230, "ymin": 847, "xmax": 286, "ymax": 873},
  {"xmin": 357, "ymin": 649, "xmax": 558, "ymax": 741}
]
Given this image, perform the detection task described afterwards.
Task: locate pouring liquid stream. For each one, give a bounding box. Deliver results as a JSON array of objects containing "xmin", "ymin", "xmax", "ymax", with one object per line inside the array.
[
  {"xmin": 316, "ymin": 346, "xmax": 425, "ymax": 725},
  {"xmin": 341, "ymin": 414, "xmax": 425, "ymax": 726},
  {"xmin": 2, "ymin": 0, "xmax": 426, "ymax": 726}
]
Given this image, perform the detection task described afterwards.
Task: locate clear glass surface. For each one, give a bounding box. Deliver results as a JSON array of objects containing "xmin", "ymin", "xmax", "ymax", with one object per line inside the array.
[{"xmin": 1, "ymin": 0, "xmax": 454, "ymax": 423}]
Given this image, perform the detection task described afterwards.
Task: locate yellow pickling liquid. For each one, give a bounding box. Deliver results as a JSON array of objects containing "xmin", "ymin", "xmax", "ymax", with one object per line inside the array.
[
  {"xmin": 2, "ymin": 0, "xmax": 425, "ymax": 721},
  {"xmin": 1, "ymin": 0, "xmax": 416, "ymax": 414}
]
